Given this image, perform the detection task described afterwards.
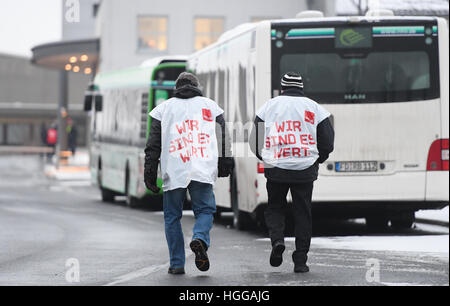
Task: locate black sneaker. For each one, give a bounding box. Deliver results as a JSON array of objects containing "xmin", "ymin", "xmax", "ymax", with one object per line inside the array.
[
  {"xmin": 190, "ymin": 239, "xmax": 210, "ymax": 272},
  {"xmin": 269, "ymin": 242, "xmax": 285, "ymax": 267},
  {"xmin": 168, "ymin": 267, "xmax": 185, "ymax": 275},
  {"xmin": 294, "ymin": 263, "xmax": 310, "ymax": 273}
]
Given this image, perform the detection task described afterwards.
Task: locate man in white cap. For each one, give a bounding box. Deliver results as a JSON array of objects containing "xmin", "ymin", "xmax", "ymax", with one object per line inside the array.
[
  {"xmin": 144, "ymin": 72, "xmax": 233, "ymax": 275},
  {"xmin": 250, "ymin": 72, "xmax": 334, "ymax": 273}
]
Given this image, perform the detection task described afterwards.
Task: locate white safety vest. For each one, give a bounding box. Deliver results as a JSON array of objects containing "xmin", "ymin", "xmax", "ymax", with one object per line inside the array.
[
  {"xmin": 150, "ymin": 96, "xmax": 224, "ymax": 191},
  {"xmin": 256, "ymin": 95, "xmax": 331, "ymax": 171}
]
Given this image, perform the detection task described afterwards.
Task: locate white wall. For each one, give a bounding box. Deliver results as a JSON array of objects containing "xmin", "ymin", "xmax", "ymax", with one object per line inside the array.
[
  {"xmin": 62, "ymin": 0, "xmax": 98, "ymax": 40},
  {"xmin": 96, "ymin": 0, "xmax": 332, "ymax": 72}
]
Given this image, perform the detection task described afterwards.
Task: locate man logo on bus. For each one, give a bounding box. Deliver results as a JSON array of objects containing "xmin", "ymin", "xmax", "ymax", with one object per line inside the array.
[
  {"xmin": 340, "ymin": 29, "xmax": 365, "ymax": 47},
  {"xmin": 345, "ymin": 93, "xmax": 366, "ymax": 100},
  {"xmin": 305, "ymin": 111, "xmax": 315, "ymax": 125},
  {"xmin": 202, "ymin": 108, "xmax": 213, "ymax": 122}
]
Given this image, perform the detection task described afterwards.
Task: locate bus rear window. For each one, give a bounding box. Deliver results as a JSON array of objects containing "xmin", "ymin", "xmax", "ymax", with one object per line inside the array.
[
  {"xmin": 280, "ymin": 51, "xmax": 430, "ymax": 94},
  {"xmin": 272, "ymin": 22, "xmax": 440, "ymax": 104}
]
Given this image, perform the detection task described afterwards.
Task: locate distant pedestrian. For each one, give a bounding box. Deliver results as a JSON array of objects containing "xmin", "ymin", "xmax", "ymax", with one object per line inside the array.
[
  {"xmin": 67, "ymin": 118, "xmax": 78, "ymax": 156},
  {"xmin": 46, "ymin": 123, "xmax": 58, "ymax": 149},
  {"xmin": 40, "ymin": 122, "xmax": 47, "ymax": 146},
  {"xmin": 144, "ymin": 72, "xmax": 233, "ymax": 275},
  {"xmin": 45, "ymin": 122, "xmax": 58, "ymax": 161},
  {"xmin": 250, "ymin": 72, "xmax": 334, "ymax": 273}
]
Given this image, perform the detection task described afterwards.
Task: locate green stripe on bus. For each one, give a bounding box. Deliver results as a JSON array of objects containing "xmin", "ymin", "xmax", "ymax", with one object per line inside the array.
[
  {"xmin": 150, "ymin": 80, "xmax": 176, "ymax": 87},
  {"xmin": 372, "ymin": 26, "xmax": 425, "ymax": 35},
  {"xmin": 287, "ymin": 28, "xmax": 335, "ymax": 37}
]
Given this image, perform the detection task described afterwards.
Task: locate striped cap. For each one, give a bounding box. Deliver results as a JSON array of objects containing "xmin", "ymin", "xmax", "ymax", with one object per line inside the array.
[{"xmin": 281, "ymin": 72, "xmax": 303, "ymax": 89}]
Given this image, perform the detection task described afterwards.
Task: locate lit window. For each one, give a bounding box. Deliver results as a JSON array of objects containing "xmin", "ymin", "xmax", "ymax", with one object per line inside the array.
[
  {"xmin": 194, "ymin": 17, "xmax": 224, "ymax": 51},
  {"xmin": 138, "ymin": 16, "xmax": 168, "ymax": 52}
]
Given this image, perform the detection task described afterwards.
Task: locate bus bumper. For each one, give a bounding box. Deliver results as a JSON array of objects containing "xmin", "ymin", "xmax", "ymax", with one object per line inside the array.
[
  {"xmin": 426, "ymin": 171, "xmax": 449, "ymax": 202},
  {"xmin": 314, "ymin": 171, "xmax": 449, "ymax": 203}
]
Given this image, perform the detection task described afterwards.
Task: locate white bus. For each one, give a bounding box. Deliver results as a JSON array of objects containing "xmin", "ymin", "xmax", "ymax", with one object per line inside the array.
[
  {"xmin": 85, "ymin": 57, "xmax": 186, "ymax": 207},
  {"xmin": 188, "ymin": 11, "xmax": 449, "ymax": 230}
]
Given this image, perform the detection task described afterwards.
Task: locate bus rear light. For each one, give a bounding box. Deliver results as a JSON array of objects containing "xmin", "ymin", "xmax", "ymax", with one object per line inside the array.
[
  {"xmin": 427, "ymin": 139, "xmax": 449, "ymax": 171},
  {"xmin": 257, "ymin": 162, "xmax": 265, "ymax": 174}
]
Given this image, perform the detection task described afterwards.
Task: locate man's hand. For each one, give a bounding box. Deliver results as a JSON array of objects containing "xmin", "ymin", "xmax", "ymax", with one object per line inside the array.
[
  {"xmin": 218, "ymin": 157, "xmax": 235, "ymax": 178},
  {"xmin": 144, "ymin": 160, "xmax": 160, "ymax": 194},
  {"xmin": 145, "ymin": 179, "xmax": 161, "ymax": 194}
]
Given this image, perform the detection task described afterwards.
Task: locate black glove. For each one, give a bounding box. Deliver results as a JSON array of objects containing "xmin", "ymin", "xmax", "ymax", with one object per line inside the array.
[
  {"xmin": 144, "ymin": 160, "xmax": 161, "ymax": 194},
  {"xmin": 218, "ymin": 157, "xmax": 235, "ymax": 178}
]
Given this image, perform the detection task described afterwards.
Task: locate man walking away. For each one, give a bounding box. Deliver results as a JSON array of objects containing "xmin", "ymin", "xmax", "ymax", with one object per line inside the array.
[
  {"xmin": 250, "ymin": 72, "xmax": 334, "ymax": 273},
  {"xmin": 144, "ymin": 72, "xmax": 233, "ymax": 275}
]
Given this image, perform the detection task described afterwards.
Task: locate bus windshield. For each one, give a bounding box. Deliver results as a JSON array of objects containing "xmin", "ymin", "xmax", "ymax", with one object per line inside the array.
[{"xmin": 271, "ymin": 21, "xmax": 440, "ymax": 104}]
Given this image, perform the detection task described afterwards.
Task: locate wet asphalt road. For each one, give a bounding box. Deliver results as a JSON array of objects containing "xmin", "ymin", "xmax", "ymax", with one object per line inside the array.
[{"xmin": 0, "ymin": 155, "xmax": 448, "ymax": 286}]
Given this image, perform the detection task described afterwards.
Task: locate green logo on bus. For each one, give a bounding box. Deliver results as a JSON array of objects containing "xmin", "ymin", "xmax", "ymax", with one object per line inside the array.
[{"xmin": 340, "ymin": 29, "xmax": 365, "ymax": 46}]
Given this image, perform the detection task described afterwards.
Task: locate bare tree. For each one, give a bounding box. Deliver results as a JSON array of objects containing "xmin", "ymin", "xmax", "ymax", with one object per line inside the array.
[{"xmin": 349, "ymin": 0, "xmax": 368, "ymax": 15}]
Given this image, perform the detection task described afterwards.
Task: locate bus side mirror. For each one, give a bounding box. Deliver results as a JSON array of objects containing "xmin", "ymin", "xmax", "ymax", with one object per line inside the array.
[
  {"xmin": 84, "ymin": 94, "xmax": 93, "ymax": 111},
  {"xmin": 95, "ymin": 95, "xmax": 103, "ymax": 112}
]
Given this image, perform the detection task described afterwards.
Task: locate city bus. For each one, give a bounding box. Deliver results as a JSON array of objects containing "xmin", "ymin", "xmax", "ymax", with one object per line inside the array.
[
  {"xmin": 188, "ymin": 11, "xmax": 449, "ymax": 230},
  {"xmin": 84, "ymin": 56, "xmax": 186, "ymax": 207}
]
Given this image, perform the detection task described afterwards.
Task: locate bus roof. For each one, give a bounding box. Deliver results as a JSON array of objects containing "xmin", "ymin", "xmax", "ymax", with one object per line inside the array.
[
  {"xmin": 190, "ymin": 15, "xmax": 442, "ymax": 59},
  {"xmin": 95, "ymin": 57, "xmax": 186, "ymax": 90},
  {"xmin": 270, "ymin": 15, "xmax": 440, "ymax": 26}
]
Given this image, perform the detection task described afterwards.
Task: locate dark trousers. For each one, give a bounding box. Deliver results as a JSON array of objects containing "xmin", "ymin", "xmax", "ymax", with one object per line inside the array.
[{"xmin": 265, "ymin": 180, "xmax": 314, "ymax": 264}]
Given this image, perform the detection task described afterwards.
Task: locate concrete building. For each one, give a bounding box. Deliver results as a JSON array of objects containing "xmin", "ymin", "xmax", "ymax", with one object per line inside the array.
[
  {"xmin": 95, "ymin": 0, "xmax": 335, "ymax": 72},
  {"xmin": 1, "ymin": 0, "xmax": 101, "ymax": 147},
  {"xmin": 0, "ymin": 46, "xmax": 98, "ymax": 146}
]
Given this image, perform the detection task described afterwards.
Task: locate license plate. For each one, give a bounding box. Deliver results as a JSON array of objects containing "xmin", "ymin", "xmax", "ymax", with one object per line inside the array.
[{"xmin": 335, "ymin": 161, "xmax": 378, "ymax": 172}]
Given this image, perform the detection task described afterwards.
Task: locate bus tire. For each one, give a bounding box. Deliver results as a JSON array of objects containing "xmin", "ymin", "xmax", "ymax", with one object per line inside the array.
[
  {"xmin": 98, "ymin": 161, "xmax": 115, "ymax": 202},
  {"xmin": 213, "ymin": 207, "xmax": 222, "ymax": 221},
  {"xmin": 125, "ymin": 170, "xmax": 140, "ymax": 208},
  {"xmin": 230, "ymin": 172, "xmax": 253, "ymax": 230},
  {"xmin": 125, "ymin": 166, "xmax": 140, "ymax": 208},
  {"xmin": 391, "ymin": 212, "xmax": 415, "ymax": 230},
  {"xmin": 101, "ymin": 188, "xmax": 115, "ymax": 202},
  {"xmin": 365, "ymin": 216, "xmax": 389, "ymax": 231}
]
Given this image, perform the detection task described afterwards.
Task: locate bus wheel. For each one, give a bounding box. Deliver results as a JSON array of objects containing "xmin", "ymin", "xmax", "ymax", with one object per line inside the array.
[
  {"xmin": 98, "ymin": 163, "xmax": 115, "ymax": 202},
  {"xmin": 101, "ymin": 188, "xmax": 115, "ymax": 202},
  {"xmin": 125, "ymin": 168, "xmax": 139, "ymax": 208},
  {"xmin": 230, "ymin": 173, "xmax": 252, "ymax": 230},
  {"xmin": 365, "ymin": 216, "xmax": 389, "ymax": 231},
  {"xmin": 391, "ymin": 212, "xmax": 415, "ymax": 230},
  {"xmin": 213, "ymin": 207, "xmax": 222, "ymax": 221}
]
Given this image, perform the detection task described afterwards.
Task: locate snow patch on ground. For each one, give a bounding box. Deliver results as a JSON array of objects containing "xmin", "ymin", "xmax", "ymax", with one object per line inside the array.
[
  {"xmin": 310, "ymin": 235, "xmax": 449, "ymax": 254},
  {"xmin": 416, "ymin": 206, "xmax": 449, "ymax": 224}
]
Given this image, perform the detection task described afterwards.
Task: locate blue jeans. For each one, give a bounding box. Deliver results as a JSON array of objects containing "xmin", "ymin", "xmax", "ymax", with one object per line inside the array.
[{"xmin": 163, "ymin": 181, "xmax": 216, "ymax": 269}]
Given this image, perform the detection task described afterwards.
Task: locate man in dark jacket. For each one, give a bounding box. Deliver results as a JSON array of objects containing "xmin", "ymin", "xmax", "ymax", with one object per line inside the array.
[
  {"xmin": 250, "ymin": 72, "xmax": 334, "ymax": 273},
  {"xmin": 144, "ymin": 72, "xmax": 233, "ymax": 275}
]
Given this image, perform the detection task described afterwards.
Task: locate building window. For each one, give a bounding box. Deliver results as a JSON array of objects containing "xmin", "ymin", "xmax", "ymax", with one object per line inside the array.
[
  {"xmin": 6, "ymin": 123, "xmax": 30, "ymax": 145},
  {"xmin": 137, "ymin": 16, "xmax": 168, "ymax": 52},
  {"xmin": 194, "ymin": 17, "xmax": 224, "ymax": 51}
]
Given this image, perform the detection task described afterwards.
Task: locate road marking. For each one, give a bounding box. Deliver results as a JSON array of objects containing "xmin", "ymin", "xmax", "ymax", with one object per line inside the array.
[
  {"xmin": 103, "ymin": 263, "xmax": 169, "ymax": 286},
  {"xmin": 103, "ymin": 250, "xmax": 193, "ymax": 286}
]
